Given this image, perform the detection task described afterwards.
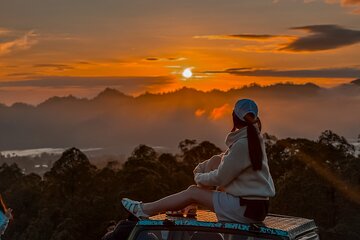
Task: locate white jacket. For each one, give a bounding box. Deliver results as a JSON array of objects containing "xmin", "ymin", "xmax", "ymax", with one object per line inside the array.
[{"xmin": 194, "ymin": 127, "xmax": 275, "ymax": 198}]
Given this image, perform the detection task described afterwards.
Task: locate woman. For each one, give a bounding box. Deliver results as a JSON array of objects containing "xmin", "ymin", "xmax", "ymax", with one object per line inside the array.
[
  {"xmin": 0, "ymin": 195, "xmax": 12, "ymax": 239},
  {"xmin": 122, "ymin": 99, "xmax": 275, "ymax": 223}
]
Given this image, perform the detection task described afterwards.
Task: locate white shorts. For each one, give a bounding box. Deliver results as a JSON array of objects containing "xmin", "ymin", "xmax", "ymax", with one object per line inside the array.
[{"xmin": 212, "ymin": 191, "xmax": 256, "ymax": 224}]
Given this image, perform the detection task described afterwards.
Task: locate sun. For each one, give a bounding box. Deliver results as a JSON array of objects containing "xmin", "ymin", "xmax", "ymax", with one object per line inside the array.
[{"xmin": 182, "ymin": 68, "xmax": 193, "ymax": 79}]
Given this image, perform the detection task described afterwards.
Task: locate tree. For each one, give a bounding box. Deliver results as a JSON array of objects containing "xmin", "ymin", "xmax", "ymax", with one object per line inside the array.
[
  {"xmin": 44, "ymin": 148, "xmax": 96, "ymax": 199},
  {"xmin": 179, "ymin": 140, "xmax": 222, "ymax": 173},
  {"xmin": 318, "ymin": 130, "xmax": 355, "ymax": 156},
  {"xmin": 1, "ymin": 135, "xmax": 359, "ymax": 240},
  {"xmin": 0, "ymin": 163, "xmax": 23, "ymax": 192}
]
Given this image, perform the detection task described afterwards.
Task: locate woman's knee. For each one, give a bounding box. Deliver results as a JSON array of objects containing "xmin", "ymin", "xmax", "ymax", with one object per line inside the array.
[
  {"xmin": 185, "ymin": 185, "xmax": 201, "ymax": 200},
  {"xmin": 186, "ymin": 185, "xmax": 199, "ymax": 192},
  {"xmin": 185, "ymin": 185, "xmax": 214, "ymax": 209}
]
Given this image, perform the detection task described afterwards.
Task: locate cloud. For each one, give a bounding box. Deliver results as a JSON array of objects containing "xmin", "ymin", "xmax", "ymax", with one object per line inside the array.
[
  {"xmin": 0, "ymin": 28, "xmax": 11, "ymax": 36},
  {"xmin": 194, "ymin": 34, "xmax": 291, "ymax": 41},
  {"xmin": 195, "ymin": 109, "xmax": 206, "ymax": 117},
  {"xmin": 236, "ymin": 44, "xmax": 285, "ymax": 53},
  {"xmin": 33, "ymin": 64, "xmax": 74, "ymax": 71},
  {"xmin": 275, "ymin": 0, "xmax": 360, "ymax": 13},
  {"xmin": 6, "ymin": 72, "xmax": 36, "ymax": 77},
  {"xmin": 194, "ymin": 33, "xmax": 294, "ymax": 53},
  {"xmin": 324, "ymin": 0, "xmax": 360, "ymax": 14},
  {"xmin": 340, "ymin": 0, "xmax": 360, "ymax": 5},
  {"xmin": 145, "ymin": 57, "xmax": 159, "ymax": 61},
  {"xmin": 281, "ymin": 25, "xmax": 360, "ymax": 51},
  {"xmin": 144, "ymin": 57, "xmax": 186, "ymax": 62},
  {"xmin": 0, "ymin": 30, "xmax": 38, "ymax": 56},
  {"xmin": 38, "ymin": 32, "xmax": 80, "ymax": 41},
  {"xmin": 195, "ymin": 25, "xmax": 360, "ymax": 52},
  {"xmin": 0, "ymin": 76, "xmax": 175, "ymax": 93},
  {"xmin": 204, "ymin": 67, "xmax": 360, "ymax": 78},
  {"xmin": 75, "ymin": 61, "xmax": 95, "ymax": 65},
  {"xmin": 209, "ymin": 104, "xmax": 232, "ymax": 120}
]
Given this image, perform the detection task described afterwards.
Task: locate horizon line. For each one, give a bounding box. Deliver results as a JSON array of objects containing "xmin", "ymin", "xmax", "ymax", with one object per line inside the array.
[{"xmin": 1, "ymin": 80, "xmax": 359, "ymax": 107}]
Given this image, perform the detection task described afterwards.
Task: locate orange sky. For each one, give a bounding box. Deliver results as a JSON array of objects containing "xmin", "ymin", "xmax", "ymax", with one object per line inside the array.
[{"xmin": 0, "ymin": 0, "xmax": 360, "ymax": 105}]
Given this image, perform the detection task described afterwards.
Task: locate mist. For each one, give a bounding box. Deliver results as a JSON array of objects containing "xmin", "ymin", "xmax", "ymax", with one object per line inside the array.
[{"xmin": 0, "ymin": 82, "xmax": 359, "ymax": 155}]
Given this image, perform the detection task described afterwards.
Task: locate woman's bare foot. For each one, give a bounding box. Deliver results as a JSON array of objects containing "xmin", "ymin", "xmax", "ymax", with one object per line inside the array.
[{"xmin": 182, "ymin": 204, "xmax": 197, "ymax": 216}]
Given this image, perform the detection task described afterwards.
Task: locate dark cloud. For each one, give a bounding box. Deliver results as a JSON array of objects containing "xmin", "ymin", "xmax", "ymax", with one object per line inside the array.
[
  {"xmin": 145, "ymin": 57, "xmax": 159, "ymax": 61},
  {"xmin": 75, "ymin": 61, "xmax": 95, "ymax": 65},
  {"xmin": 144, "ymin": 57, "xmax": 186, "ymax": 62},
  {"xmin": 33, "ymin": 64, "xmax": 74, "ymax": 71},
  {"xmin": 194, "ymin": 34, "xmax": 286, "ymax": 40},
  {"xmin": 229, "ymin": 34, "xmax": 283, "ymax": 39},
  {"xmin": 281, "ymin": 25, "xmax": 360, "ymax": 52},
  {"xmin": 0, "ymin": 76, "xmax": 174, "ymax": 89},
  {"xmin": 204, "ymin": 67, "xmax": 360, "ymax": 78},
  {"xmin": 195, "ymin": 25, "xmax": 360, "ymax": 52},
  {"xmin": 6, "ymin": 72, "xmax": 35, "ymax": 77}
]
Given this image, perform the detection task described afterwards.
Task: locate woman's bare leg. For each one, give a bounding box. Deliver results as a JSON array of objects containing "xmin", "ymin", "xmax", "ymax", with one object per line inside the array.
[{"xmin": 142, "ymin": 185, "xmax": 214, "ymax": 216}]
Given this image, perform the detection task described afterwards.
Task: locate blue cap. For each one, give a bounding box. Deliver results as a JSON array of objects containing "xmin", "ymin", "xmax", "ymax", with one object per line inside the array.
[{"xmin": 234, "ymin": 99, "xmax": 258, "ymax": 121}]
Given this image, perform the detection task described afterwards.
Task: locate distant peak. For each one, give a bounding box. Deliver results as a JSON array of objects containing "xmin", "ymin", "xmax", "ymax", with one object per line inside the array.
[
  {"xmin": 11, "ymin": 102, "xmax": 34, "ymax": 109},
  {"xmin": 176, "ymin": 87, "xmax": 201, "ymax": 94},
  {"xmin": 95, "ymin": 88, "xmax": 127, "ymax": 99},
  {"xmin": 351, "ymin": 78, "xmax": 360, "ymax": 86},
  {"xmin": 39, "ymin": 94, "xmax": 81, "ymax": 107}
]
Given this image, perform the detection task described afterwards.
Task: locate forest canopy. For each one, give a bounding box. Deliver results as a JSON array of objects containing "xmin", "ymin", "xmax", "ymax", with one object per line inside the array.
[{"xmin": 0, "ymin": 130, "xmax": 359, "ymax": 240}]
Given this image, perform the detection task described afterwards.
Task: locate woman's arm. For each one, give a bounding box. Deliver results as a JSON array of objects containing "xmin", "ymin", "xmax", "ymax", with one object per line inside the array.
[
  {"xmin": 193, "ymin": 154, "xmax": 223, "ymax": 174},
  {"xmin": 194, "ymin": 141, "xmax": 250, "ymax": 187}
]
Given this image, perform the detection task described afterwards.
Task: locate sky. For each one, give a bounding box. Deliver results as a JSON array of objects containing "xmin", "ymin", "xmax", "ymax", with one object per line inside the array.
[{"xmin": 1, "ymin": 0, "xmax": 360, "ymax": 105}]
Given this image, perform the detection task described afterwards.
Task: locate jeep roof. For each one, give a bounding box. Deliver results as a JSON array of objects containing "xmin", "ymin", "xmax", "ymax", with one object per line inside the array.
[{"xmin": 130, "ymin": 210, "xmax": 319, "ymax": 240}]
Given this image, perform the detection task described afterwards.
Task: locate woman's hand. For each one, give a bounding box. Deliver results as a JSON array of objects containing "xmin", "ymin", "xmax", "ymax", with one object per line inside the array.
[
  {"xmin": 194, "ymin": 173, "xmax": 209, "ymax": 188},
  {"xmin": 194, "ymin": 172, "xmax": 201, "ymax": 184},
  {"xmin": 194, "ymin": 174, "xmax": 216, "ymax": 190}
]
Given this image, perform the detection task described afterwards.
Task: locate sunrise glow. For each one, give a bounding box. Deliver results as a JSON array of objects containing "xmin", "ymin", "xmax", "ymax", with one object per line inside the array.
[
  {"xmin": 182, "ymin": 68, "xmax": 193, "ymax": 79},
  {"xmin": 0, "ymin": 1, "xmax": 359, "ymax": 105}
]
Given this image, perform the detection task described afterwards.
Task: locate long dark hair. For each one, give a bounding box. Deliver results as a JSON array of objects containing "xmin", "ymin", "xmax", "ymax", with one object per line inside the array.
[{"xmin": 231, "ymin": 111, "xmax": 263, "ymax": 171}]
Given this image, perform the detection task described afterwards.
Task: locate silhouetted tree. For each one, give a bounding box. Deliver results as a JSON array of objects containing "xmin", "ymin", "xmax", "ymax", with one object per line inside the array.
[
  {"xmin": 0, "ymin": 133, "xmax": 359, "ymax": 240},
  {"xmin": 179, "ymin": 140, "xmax": 222, "ymax": 174}
]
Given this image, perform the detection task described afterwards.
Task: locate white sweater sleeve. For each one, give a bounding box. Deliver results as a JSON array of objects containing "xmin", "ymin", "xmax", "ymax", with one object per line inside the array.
[
  {"xmin": 193, "ymin": 154, "xmax": 223, "ymax": 174},
  {"xmin": 194, "ymin": 141, "xmax": 250, "ymax": 187}
]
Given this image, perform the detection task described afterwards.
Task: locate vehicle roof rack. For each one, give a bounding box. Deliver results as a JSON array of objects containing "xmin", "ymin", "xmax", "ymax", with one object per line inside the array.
[{"xmin": 137, "ymin": 210, "xmax": 317, "ymax": 239}]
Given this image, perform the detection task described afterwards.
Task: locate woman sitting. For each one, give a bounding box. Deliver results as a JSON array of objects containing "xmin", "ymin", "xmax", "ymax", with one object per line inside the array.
[{"xmin": 122, "ymin": 99, "xmax": 275, "ymax": 223}]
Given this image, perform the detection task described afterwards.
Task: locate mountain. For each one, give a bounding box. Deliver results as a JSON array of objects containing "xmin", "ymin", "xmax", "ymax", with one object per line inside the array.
[
  {"xmin": 93, "ymin": 87, "xmax": 130, "ymax": 100},
  {"xmin": 0, "ymin": 83, "xmax": 359, "ymax": 155},
  {"xmin": 351, "ymin": 78, "xmax": 360, "ymax": 86}
]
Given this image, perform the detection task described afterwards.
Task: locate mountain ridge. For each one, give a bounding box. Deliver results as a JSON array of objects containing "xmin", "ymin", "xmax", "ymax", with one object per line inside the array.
[
  {"xmin": 0, "ymin": 81, "xmax": 358, "ymax": 153},
  {"xmin": 3, "ymin": 81, "xmax": 358, "ymax": 107}
]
